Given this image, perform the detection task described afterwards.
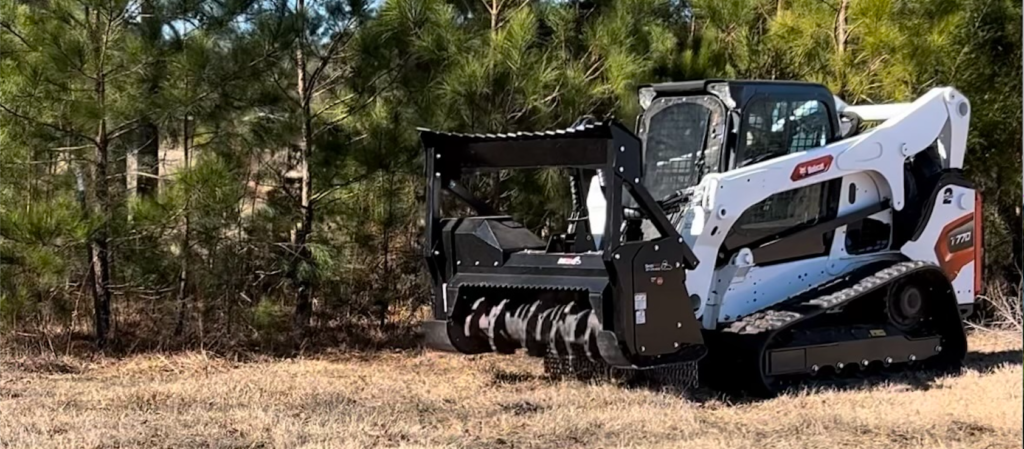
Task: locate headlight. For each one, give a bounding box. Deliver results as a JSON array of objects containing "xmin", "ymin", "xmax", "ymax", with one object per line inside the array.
[
  {"xmin": 638, "ymin": 87, "xmax": 656, "ymax": 110},
  {"xmin": 702, "ymin": 178, "xmax": 718, "ymax": 212},
  {"xmin": 707, "ymin": 83, "xmax": 735, "ymax": 109}
]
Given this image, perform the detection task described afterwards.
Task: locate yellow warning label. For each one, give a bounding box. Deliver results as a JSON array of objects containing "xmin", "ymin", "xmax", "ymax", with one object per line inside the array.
[{"xmin": 869, "ymin": 329, "xmax": 887, "ymax": 337}]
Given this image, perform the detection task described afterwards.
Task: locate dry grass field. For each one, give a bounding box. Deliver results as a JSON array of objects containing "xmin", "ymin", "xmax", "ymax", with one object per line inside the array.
[{"xmin": 0, "ymin": 331, "xmax": 1020, "ymax": 449}]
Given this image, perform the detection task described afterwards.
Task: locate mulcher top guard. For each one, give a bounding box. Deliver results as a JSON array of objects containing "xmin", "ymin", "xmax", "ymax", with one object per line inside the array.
[{"xmin": 419, "ymin": 79, "xmax": 980, "ymax": 396}]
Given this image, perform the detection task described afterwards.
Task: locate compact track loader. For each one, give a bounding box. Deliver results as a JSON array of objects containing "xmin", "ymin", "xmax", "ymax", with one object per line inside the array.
[{"xmin": 418, "ymin": 80, "xmax": 982, "ymax": 396}]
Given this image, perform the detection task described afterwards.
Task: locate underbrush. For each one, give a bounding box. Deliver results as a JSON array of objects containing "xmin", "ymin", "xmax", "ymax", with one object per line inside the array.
[
  {"xmin": 0, "ymin": 298, "xmax": 430, "ymax": 360},
  {"xmin": 3, "ymin": 279, "xmax": 1020, "ymax": 361},
  {"xmin": 968, "ymin": 279, "xmax": 1023, "ymax": 337}
]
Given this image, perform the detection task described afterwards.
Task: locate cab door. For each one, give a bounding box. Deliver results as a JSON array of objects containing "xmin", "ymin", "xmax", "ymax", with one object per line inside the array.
[{"xmin": 723, "ymin": 95, "xmax": 842, "ymax": 265}]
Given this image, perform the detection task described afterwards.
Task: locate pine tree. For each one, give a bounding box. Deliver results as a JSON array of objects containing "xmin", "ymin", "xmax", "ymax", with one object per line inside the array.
[{"xmin": 1, "ymin": 0, "xmax": 159, "ymax": 346}]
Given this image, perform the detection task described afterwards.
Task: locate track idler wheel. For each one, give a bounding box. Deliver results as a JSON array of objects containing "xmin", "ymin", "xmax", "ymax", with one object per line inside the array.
[{"xmin": 888, "ymin": 282, "xmax": 926, "ymax": 332}]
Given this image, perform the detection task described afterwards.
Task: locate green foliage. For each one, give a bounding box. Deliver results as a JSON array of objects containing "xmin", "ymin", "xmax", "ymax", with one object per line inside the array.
[
  {"xmin": 251, "ymin": 299, "xmax": 291, "ymax": 336},
  {"xmin": 0, "ymin": 0, "xmax": 1019, "ymax": 348}
]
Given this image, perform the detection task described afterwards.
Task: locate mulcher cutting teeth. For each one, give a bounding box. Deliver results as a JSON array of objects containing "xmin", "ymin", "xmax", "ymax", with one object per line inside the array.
[{"xmin": 461, "ymin": 295, "xmax": 603, "ymax": 359}]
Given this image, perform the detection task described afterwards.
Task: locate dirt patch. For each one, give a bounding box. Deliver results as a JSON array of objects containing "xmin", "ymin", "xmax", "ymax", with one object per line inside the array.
[
  {"xmin": 2, "ymin": 357, "xmax": 83, "ymax": 375},
  {"xmin": 947, "ymin": 420, "xmax": 996, "ymax": 440},
  {"xmin": 500, "ymin": 400, "xmax": 544, "ymax": 415},
  {"xmin": 489, "ymin": 368, "xmax": 538, "ymax": 385}
]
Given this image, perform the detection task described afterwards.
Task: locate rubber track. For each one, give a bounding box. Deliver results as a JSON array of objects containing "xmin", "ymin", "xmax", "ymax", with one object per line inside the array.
[
  {"xmin": 723, "ymin": 260, "xmax": 931, "ymax": 336},
  {"xmin": 709, "ymin": 259, "xmax": 953, "ymax": 395}
]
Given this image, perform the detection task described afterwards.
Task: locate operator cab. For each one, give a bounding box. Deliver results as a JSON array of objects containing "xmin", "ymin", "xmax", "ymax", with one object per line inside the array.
[
  {"xmin": 636, "ymin": 80, "xmax": 842, "ymax": 200},
  {"xmin": 589, "ymin": 80, "xmax": 845, "ymax": 247}
]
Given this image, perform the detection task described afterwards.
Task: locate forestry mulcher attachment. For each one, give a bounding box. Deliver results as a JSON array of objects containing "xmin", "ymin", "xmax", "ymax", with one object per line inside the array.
[{"xmin": 418, "ymin": 80, "xmax": 981, "ymax": 396}]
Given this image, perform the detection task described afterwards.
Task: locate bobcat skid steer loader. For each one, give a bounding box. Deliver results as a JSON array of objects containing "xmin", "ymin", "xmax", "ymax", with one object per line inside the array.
[{"xmin": 417, "ymin": 80, "xmax": 981, "ymax": 397}]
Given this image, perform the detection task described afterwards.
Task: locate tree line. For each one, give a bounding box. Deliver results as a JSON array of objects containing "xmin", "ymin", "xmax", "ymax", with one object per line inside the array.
[{"xmin": 1, "ymin": 0, "xmax": 1020, "ymax": 352}]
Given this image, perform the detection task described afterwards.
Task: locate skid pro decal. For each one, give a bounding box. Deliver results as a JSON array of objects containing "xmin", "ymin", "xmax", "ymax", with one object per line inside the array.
[
  {"xmin": 644, "ymin": 260, "xmax": 673, "ymax": 272},
  {"xmin": 556, "ymin": 256, "xmax": 582, "ymax": 265},
  {"xmin": 790, "ymin": 155, "xmax": 834, "ymax": 181}
]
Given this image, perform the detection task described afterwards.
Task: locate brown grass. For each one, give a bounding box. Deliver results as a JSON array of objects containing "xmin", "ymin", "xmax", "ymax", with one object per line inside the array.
[
  {"xmin": 0, "ymin": 331, "xmax": 1020, "ymax": 449},
  {"xmin": 971, "ymin": 280, "xmax": 1024, "ymax": 334}
]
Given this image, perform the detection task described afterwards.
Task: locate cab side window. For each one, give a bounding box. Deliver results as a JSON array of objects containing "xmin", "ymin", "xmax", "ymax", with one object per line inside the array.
[
  {"xmin": 737, "ymin": 99, "xmax": 831, "ymax": 168},
  {"xmin": 740, "ymin": 187, "xmax": 827, "ymax": 230}
]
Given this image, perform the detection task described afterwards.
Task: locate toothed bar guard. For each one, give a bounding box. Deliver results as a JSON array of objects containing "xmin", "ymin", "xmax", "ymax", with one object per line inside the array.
[{"xmin": 418, "ymin": 121, "xmax": 706, "ymax": 368}]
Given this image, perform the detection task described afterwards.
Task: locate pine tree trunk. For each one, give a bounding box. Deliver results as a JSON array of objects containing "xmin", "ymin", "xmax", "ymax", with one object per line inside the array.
[
  {"xmin": 87, "ymin": 6, "xmax": 114, "ymax": 347},
  {"xmin": 175, "ymin": 116, "xmax": 191, "ymax": 338},
  {"xmin": 490, "ymin": 172, "xmax": 501, "ymax": 206},
  {"xmin": 90, "ymin": 91, "xmax": 112, "ymax": 348},
  {"xmin": 292, "ymin": 0, "xmax": 315, "ymax": 340},
  {"xmin": 834, "ymin": 0, "xmax": 849, "ymax": 96},
  {"xmin": 379, "ymin": 172, "xmax": 394, "ymax": 328},
  {"xmin": 490, "ymin": 0, "xmax": 500, "ymax": 31},
  {"xmin": 126, "ymin": 146, "xmax": 137, "ymax": 211},
  {"xmin": 136, "ymin": 0, "xmax": 161, "ymax": 201}
]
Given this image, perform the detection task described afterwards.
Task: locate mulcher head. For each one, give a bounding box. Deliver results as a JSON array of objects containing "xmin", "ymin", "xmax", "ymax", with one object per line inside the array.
[{"xmin": 418, "ymin": 120, "xmax": 706, "ymax": 369}]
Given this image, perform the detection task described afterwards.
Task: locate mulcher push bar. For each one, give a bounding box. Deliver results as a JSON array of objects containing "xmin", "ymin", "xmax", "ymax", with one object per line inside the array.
[{"xmin": 417, "ymin": 120, "xmax": 706, "ymax": 368}]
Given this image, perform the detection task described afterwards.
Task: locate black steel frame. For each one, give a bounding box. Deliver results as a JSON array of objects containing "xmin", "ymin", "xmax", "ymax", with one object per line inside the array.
[
  {"xmin": 418, "ymin": 120, "xmax": 705, "ymax": 366},
  {"xmin": 419, "ymin": 119, "xmax": 699, "ymax": 283}
]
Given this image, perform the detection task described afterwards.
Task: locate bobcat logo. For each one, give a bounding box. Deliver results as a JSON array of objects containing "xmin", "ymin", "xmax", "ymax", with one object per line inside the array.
[
  {"xmin": 798, "ymin": 162, "xmax": 827, "ymax": 177},
  {"xmin": 790, "ymin": 155, "xmax": 834, "ymax": 181}
]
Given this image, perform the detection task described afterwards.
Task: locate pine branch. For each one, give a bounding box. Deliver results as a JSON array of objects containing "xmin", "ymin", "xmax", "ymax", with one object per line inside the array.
[
  {"xmin": 950, "ymin": 0, "xmax": 994, "ymax": 81},
  {"xmin": 51, "ymin": 144, "xmax": 95, "ymax": 152},
  {"xmin": 305, "ymin": 20, "xmax": 358, "ymax": 101},
  {"xmin": 311, "ymin": 93, "xmax": 356, "ymax": 119},
  {"xmin": 49, "ymin": 41, "xmax": 97, "ymax": 82},
  {"xmin": 314, "ymin": 55, "xmax": 411, "ymax": 136},
  {"xmin": 107, "ymin": 119, "xmax": 143, "ymax": 141},
  {"xmin": 810, "ymin": 0, "xmax": 840, "ymax": 14},
  {"xmin": 310, "ymin": 171, "xmax": 372, "ymax": 205},
  {"xmin": 107, "ymin": 61, "xmax": 149, "ymax": 81},
  {"xmin": 0, "ymin": 102, "xmax": 97, "ymax": 145},
  {"xmin": 271, "ymin": 71, "xmax": 302, "ymax": 109},
  {"xmin": 311, "ymin": 67, "xmax": 352, "ymax": 98},
  {"xmin": 56, "ymin": 1, "xmax": 90, "ymax": 29},
  {"xmin": 0, "ymin": 21, "xmax": 34, "ymax": 49}
]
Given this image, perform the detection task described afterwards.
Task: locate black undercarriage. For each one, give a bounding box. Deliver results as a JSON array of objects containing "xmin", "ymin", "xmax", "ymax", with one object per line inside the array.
[
  {"xmin": 515, "ymin": 260, "xmax": 968, "ymax": 397},
  {"xmin": 701, "ymin": 260, "xmax": 967, "ymax": 396}
]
